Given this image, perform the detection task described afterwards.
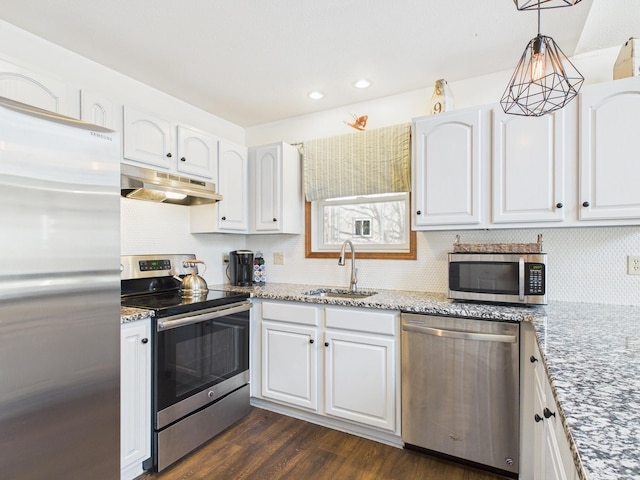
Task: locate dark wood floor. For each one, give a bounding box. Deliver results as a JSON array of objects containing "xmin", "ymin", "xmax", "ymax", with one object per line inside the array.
[{"xmin": 139, "ymin": 408, "xmax": 506, "ymax": 480}]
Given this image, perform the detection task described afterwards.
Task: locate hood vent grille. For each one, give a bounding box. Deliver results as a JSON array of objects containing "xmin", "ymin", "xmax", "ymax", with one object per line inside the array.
[{"xmin": 121, "ymin": 164, "xmax": 223, "ymax": 206}]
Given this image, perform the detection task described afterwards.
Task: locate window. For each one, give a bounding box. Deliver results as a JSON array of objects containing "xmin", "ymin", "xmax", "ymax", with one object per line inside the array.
[{"xmin": 305, "ymin": 193, "xmax": 416, "ymax": 259}]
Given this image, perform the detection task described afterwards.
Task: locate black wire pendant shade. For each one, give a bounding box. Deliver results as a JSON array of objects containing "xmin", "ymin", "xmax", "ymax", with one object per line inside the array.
[
  {"xmin": 514, "ymin": 0, "xmax": 582, "ymax": 10},
  {"xmin": 500, "ymin": 34, "xmax": 584, "ymax": 116},
  {"xmin": 501, "ymin": 3, "xmax": 584, "ymax": 116}
]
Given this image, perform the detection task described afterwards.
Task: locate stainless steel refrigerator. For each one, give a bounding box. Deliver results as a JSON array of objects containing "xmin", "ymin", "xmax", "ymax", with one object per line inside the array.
[{"xmin": 0, "ymin": 97, "xmax": 121, "ymax": 479}]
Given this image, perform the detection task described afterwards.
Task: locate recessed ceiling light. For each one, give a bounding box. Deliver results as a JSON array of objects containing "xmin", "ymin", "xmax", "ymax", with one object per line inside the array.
[
  {"xmin": 308, "ymin": 91, "xmax": 324, "ymax": 100},
  {"xmin": 353, "ymin": 79, "xmax": 371, "ymax": 89}
]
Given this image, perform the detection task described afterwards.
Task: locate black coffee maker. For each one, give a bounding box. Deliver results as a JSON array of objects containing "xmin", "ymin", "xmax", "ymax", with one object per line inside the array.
[{"xmin": 228, "ymin": 250, "xmax": 254, "ymax": 286}]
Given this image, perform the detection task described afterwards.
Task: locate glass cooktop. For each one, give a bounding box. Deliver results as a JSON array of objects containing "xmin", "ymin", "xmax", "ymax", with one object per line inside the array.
[{"xmin": 121, "ymin": 288, "xmax": 250, "ymax": 318}]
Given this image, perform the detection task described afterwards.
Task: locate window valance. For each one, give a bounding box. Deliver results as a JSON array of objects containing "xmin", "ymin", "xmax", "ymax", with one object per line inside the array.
[{"xmin": 302, "ymin": 123, "xmax": 411, "ymax": 202}]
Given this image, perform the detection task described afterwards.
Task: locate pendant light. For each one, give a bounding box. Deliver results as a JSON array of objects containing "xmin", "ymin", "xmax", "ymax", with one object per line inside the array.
[
  {"xmin": 514, "ymin": 0, "xmax": 581, "ymax": 10},
  {"xmin": 500, "ymin": 3, "xmax": 584, "ymax": 116}
]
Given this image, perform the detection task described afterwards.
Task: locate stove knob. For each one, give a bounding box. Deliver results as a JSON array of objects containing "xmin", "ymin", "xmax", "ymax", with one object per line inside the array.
[{"xmin": 208, "ymin": 391, "xmax": 215, "ymax": 398}]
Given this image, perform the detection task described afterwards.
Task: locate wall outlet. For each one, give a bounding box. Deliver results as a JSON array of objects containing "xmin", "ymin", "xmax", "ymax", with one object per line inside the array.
[
  {"xmin": 222, "ymin": 253, "xmax": 229, "ymax": 265},
  {"xmin": 628, "ymin": 255, "xmax": 640, "ymax": 275},
  {"xmin": 273, "ymin": 252, "xmax": 285, "ymax": 265}
]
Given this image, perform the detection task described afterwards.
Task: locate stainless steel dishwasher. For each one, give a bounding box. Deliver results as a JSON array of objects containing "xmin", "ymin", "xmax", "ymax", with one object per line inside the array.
[{"xmin": 401, "ymin": 313, "xmax": 520, "ymax": 477}]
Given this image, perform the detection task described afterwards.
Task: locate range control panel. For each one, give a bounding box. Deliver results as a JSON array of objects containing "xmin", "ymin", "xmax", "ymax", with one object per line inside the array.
[
  {"xmin": 525, "ymin": 263, "xmax": 545, "ymax": 295},
  {"xmin": 139, "ymin": 259, "xmax": 171, "ymax": 272},
  {"xmin": 120, "ymin": 254, "xmax": 196, "ymax": 280}
]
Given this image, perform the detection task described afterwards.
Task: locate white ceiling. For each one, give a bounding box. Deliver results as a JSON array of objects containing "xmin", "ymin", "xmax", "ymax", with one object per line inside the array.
[{"xmin": 0, "ymin": 0, "xmax": 637, "ymax": 127}]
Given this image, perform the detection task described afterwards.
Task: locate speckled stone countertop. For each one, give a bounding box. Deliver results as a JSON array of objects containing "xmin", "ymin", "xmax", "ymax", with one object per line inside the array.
[
  {"xmin": 211, "ymin": 282, "xmax": 639, "ymax": 480},
  {"xmin": 119, "ymin": 283, "xmax": 638, "ymax": 479},
  {"xmin": 120, "ymin": 306, "xmax": 153, "ymax": 324}
]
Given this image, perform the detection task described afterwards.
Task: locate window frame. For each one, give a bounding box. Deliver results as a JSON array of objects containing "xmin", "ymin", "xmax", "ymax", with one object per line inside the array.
[{"xmin": 304, "ymin": 195, "xmax": 417, "ymax": 260}]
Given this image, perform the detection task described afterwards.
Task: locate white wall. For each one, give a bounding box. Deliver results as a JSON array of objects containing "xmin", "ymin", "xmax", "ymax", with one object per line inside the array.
[
  {"xmin": 245, "ymin": 46, "xmax": 640, "ymax": 307},
  {"xmin": 2, "ymin": 17, "xmax": 637, "ymax": 306}
]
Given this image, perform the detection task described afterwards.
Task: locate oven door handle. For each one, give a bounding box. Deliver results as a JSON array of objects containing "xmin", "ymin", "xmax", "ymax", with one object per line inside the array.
[{"xmin": 156, "ymin": 301, "xmax": 252, "ymax": 331}]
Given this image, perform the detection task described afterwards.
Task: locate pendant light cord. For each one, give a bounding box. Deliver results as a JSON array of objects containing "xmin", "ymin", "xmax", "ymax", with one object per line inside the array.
[{"xmin": 537, "ymin": 3, "xmax": 541, "ymax": 35}]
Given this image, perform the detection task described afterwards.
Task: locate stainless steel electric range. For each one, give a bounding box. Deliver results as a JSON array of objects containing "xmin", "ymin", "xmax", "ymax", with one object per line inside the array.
[{"xmin": 121, "ymin": 254, "xmax": 252, "ymax": 472}]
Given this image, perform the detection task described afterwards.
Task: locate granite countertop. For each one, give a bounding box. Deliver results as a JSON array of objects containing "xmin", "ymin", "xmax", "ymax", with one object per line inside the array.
[
  {"xmin": 121, "ymin": 283, "xmax": 639, "ymax": 479},
  {"xmin": 120, "ymin": 306, "xmax": 154, "ymax": 324}
]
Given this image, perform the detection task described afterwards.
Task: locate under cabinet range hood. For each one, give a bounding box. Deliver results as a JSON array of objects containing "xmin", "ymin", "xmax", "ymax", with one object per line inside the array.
[{"xmin": 121, "ymin": 164, "xmax": 222, "ymax": 206}]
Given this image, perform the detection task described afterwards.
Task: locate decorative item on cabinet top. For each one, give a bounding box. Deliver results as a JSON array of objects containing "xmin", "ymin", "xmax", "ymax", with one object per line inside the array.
[
  {"xmin": 344, "ymin": 113, "xmax": 368, "ymax": 131},
  {"xmin": 614, "ymin": 38, "xmax": 640, "ymax": 79},
  {"xmin": 452, "ymin": 233, "xmax": 543, "ymax": 253},
  {"xmin": 429, "ymin": 79, "xmax": 454, "ymax": 114}
]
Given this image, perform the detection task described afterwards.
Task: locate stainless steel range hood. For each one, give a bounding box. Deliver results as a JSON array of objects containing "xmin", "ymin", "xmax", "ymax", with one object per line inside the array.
[{"xmin": 121, "ymin": 164, "xmax": 222, "ymax": 206}]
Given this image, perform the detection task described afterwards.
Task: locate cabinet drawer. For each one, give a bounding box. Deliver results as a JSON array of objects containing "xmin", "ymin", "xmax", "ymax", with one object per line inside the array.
[
  {"xmin": 261, "ymin": 301, "xmax": 320, "ymax": 326},
  {"xmin": 325, "ymin": 308, "xmax": 398, "ymax": 335}
]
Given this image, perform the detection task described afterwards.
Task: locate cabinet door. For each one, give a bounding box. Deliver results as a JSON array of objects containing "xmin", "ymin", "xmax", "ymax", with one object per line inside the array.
[
  {"xmin": 261, "ymin": 321, "xmax": 318, "ymax": 410},
  {"xmin": 123, "ymin": 107, "xmax": 173, "ymax": 169},
  {"xmin": 579, "ymin": 77, "xmax": 640, "ymax": 221},
  {"xmin": 492, "ymin": 109, "xmax": 566, "ymax": 223},
  {"xmin": 324, "ymin": 330, "xmax": 395, "ymax": 431},
  {"xmin": 253, "ymin": 144, "xmax": 281, "ymax": 232},
  {"xmin": 0, "ymin": 59, "xmax": 79, "ymax": 118},
  {"xmin": 217, "ymin": 140, "xmax": 249, "ymax": 232},
  {"xmin": 80, "ymin": 90, "xmax": 118, "ymax": 130},
  {"xmin": 176, "ymin": 125, "xmax": 218, "ymax": 180},
  {"xmin": 412, "ymin": 108, "xmax": 483, "ymax": 228},
  {"xmin": 120, "ymin": 320, "xmax": 151, "ymax": 476}
]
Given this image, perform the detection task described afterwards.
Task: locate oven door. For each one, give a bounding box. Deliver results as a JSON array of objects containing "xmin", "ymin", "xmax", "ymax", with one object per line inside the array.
[{"xmin": 154, "ymin": 301, "xmax": 251, "ymax": 430}]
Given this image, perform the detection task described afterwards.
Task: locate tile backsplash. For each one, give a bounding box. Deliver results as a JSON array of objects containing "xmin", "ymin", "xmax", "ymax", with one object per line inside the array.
[
  {"xmin": 121, "ymin": 199, "xmax": 639, "ymax": 306},
  {"xmin": 248, "ymin": 226, "xmax": 640, "ymax": 307}
]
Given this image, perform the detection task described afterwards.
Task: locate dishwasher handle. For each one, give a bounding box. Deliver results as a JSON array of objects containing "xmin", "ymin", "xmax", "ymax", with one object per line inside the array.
[{"xmin": 402, "ymin": 323, "xmax": 517, "ymax": 343}]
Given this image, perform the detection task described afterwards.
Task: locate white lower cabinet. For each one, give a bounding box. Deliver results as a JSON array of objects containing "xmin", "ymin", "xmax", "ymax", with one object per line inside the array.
[
  {"xmin": 120, "ymin": 319, "xmax": 151, "ymax": 480},
  {"xmin": 324, "ymin": 329, "xmax": 395, "ymax": 431},
  {"xmin": 521, "ymin": 323, "xmax": 578, "ymax": 480},
  {"xmin": 262, "ymin": 320, "xmax": 319, "ymax": 410},
  {"xmin": 254, "ymin": 300, "xmax": 399, "ymax": 435}
]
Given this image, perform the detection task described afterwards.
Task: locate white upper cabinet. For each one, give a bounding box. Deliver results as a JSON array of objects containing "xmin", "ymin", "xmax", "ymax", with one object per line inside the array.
[
  {"xmin": 123, "ymin": 106, "xmax": 218, "ymax": 181},
  {"xmin": 176, "ymin": 125, "xmax": 218, "ymax": 180},
  {"xmin": 492, "ymin": 108, "xmax": 567, "ymax": 224},
  {"xmin": 412, "ymin": 107, "xmax": 484, "ymax": 229},
  {"xmin": 80, "ymin": 89, "xmax": 119, "ymax": 130},
  {"xmin": 579, "ymin": 76, "xmax": 640, "ymax": 221},
  {"xmin": 123, "ymin": 106, "xmax": 173, "ymax": 170},
  {"xmin": 0, "ymin": 58, "xmax": 79, "ymax": 118},
  {"xmin": 216, "ymin": 140, "xmax": 249, "ymax": 232},
  {"xmin": 412, "ymin": 78, "xmax": 640, "ymax": 231},
  {"xmin": 250, "ymin": 142, "xmax": 302, "ymax": 234}
]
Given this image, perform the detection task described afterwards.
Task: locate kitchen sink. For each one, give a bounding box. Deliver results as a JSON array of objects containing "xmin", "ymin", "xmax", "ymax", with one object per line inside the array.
[{"xmin": 303, "ymin": 288, "xmax": 378, "ymax": 299}]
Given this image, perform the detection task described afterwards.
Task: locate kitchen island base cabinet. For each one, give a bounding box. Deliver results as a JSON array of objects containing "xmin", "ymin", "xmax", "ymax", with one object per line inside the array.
[
  {"xmin": 120, "ymin": 319, "xmax": 151, "ymax": 480},
  {"xmin": 520, "ymin": 322, "xmax": 579, "ymax": 480},
  {"xmin": 253, "ymin": 300, "xmax": 400, "ymax": 440}
]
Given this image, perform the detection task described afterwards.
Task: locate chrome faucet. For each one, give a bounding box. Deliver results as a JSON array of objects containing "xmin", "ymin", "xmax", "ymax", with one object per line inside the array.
[{"xmin": 338, "ymin": 240, "xmax": 358, "ymax": 292}]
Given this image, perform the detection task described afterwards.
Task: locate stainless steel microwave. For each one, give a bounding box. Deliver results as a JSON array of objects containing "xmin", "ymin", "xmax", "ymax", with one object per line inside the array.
[{"xmin": 448, "ymin": 252, "xmax": 547, "ymax": 305}]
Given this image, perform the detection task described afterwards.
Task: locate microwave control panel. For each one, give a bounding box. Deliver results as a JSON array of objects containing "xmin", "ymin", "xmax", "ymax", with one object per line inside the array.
[{"xmin": 525, "ymin": 263, "xmax": 545, "ymax": 294}]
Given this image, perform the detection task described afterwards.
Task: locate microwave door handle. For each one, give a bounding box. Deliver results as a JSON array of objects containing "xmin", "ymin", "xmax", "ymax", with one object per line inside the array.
[{"xmin": 519, "ymin": 256, "xmax": 525, "ymax": 301}]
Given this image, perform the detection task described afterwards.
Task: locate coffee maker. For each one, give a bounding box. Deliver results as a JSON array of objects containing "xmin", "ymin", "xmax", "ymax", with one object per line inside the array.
[{"xmin": 228, "ymin": 250, "xmax": 254, "ymax": 286}]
